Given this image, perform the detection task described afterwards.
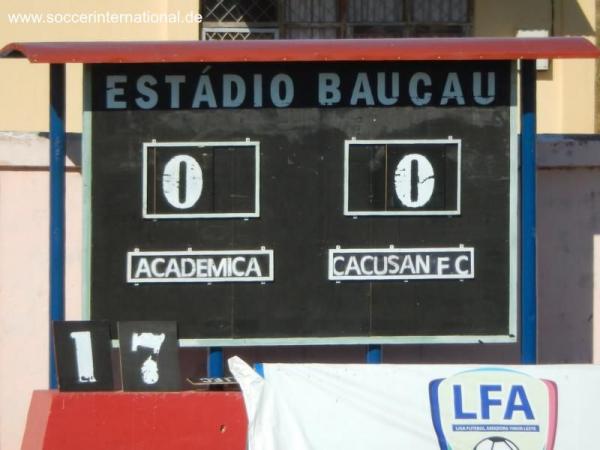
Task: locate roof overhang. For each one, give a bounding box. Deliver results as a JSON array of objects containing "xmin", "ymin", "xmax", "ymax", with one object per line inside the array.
[{"xmin": 1, "ymin": 37, "xmax": 599, "ymax": 64}]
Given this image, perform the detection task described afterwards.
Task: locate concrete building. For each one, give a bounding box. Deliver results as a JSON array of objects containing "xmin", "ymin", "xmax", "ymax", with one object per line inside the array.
[{"xmin": 0, "ymin": 1, "xmax": 598, "ymax": 448}]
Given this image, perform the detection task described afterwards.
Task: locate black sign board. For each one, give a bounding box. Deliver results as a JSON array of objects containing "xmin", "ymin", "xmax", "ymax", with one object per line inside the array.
[
  {"xmin": 118, "ymin": 321, "xmax": 181, "ymax": 391},
  {"xmin": 53, "ymin": 321, "xmax": 114, "ymax": 391},
  {"xmin": 86, "ymin": 61, "xmax": 516, "ymax": 344}
]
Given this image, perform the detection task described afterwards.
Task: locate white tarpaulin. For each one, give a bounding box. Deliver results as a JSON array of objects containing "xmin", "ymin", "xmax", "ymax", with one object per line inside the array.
[{"xmin": 228, "ymin": 356, "xmax": 600, "ymax": 450}]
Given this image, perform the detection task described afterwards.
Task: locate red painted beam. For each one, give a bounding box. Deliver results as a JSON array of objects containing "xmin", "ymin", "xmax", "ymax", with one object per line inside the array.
[
  {"xmin": 21, "ymin": 390, "xmax": 247, "ymax": 450},
  {"xmin": 1, "ymin": 37, "xmax": 599, "ymax": 64}
]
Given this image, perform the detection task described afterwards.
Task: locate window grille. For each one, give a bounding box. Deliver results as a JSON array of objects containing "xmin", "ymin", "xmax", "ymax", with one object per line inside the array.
[
  {"xmin": 201, "ymin": 0, "xmax": 472, "ymax": 40},
  {"xmin": 202, "ymin": 27, "xmax": 279, "ymax": 40},
  {"xmin": 203, "ymin": 0, "xmax": 277, "ymax": 23},
  {"xmin": 411, "ymin": 0, "xmax": 469, "ymax": 23},
  {"xmin": 284, "ymin": 0, "xmax": 337, "ymax": 23},
  {"xmin": 348, "ymin": 0, "xmax": 404, "ymax": 23}
]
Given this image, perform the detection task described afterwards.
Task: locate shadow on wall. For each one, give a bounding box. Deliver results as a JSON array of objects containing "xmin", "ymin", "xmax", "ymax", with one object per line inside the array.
[
  {"xmin": 515, "ymin": 0, "xmax": 594, "ymax": 84},
  {"xmin": 38, "ymin": 132, "xmax": 82, "ymax": 167},
  {"xmin": 559, "ymin": 0, "xmax": 595, "ymax": 36},
  {"xmin": 536, "ymin": 134, "xmax": 600, "ymax": 363}
]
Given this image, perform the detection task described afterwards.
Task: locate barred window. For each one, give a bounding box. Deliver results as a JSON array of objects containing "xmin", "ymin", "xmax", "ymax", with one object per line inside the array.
[
  {"xmin": 202, "ymin": 0, "xmax": 277, "ymax": 23},
  {"xmin": 201, "ymin": 0, "xmax": 472, "ymax": 40},
  {"xmin": 202, "ymin": 27, "xmax": 279, "ymax": 40}
]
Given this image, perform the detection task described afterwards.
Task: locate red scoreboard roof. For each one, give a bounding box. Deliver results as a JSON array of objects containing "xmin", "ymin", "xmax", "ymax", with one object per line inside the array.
[{"xmin": 1, "ymin": 37, "xmax": 599, "ymax": 64}]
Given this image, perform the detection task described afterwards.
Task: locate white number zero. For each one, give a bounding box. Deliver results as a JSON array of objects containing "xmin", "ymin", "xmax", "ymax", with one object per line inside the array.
[
  {"xmin": 394, "ymin": 153, "xmax": 435, "ymax": 208},
  {"xmin": 162, "ymin": 155, "xmax": 203, "ymax": 209}
]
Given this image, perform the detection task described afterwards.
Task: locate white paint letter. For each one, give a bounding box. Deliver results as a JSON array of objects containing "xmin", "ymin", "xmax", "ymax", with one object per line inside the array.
[
  {"xmin": 253, "ymin": 74, "xmax": 263, "ymax": 107},
  {"xmin": 359, "ymin": 256, "xmax": 374, "ymax": 275},
  {"xmin": 270, "ymin": 74, "xmax": 294, "ymax": 107},
  {"xmin": 196, "ymin": 259, "xmax": 208, "ymax": 277},
  {"xmin": 164, "ymin": 258, "xmax": 181, "ymax": 278},
  {"xmin": 245, "ymin": 257, "xmax": 262, "ymax": 277},
  {"xmin": 333, "ymin": 256, "xmax": 345, "ymax": 275},
  {"xmin": 416, "ymin": 255, "xmax": 430, "ymax": 274},
  {"xmin": 350, "ymin": 73, "xmax": 375, "ymax": 106},
  {"xmin": 181, "ymin": 258, "xmax": 196, "ymax": 277},
  {"xmin": 135, "ymin": 75, "xmax": 158, "ymax": 109},
  {"xmin": 223, "ymin": 74, "xmax": 246, "ymax": 108},
  {"xmin": 409, "ymin": 72, "xmax": 432, "ymax": 106},
  {"xmin": 208, "ymin": 258, "xmax": 228, "ymax": 277},
  {"xmin": 345, "ymin": 256, "xmax": 361, "ymax": 276},
  {"xmin": 373, "ymin": 256, "xmax": 388, "ymax": 275},
  {"xmin": 437, "ymin": 256, "xmax": 450, "ymax": 275},
  {"xmin": 192, "ymin": 75, "xmax": 217, "ymax": 108},
  {"xmin": 134, "ymin": 258, "xmax": 152, "ymax": 278},
  {"xmin": 441, "ymin": 72, "xmax": 465, "ymax": 105},
  {"xmin": 150, "ymin": 258, "xmax": 166, "ymax": 277},
  {"xmin": 473, "ymin": 72, "xmax": 496, "ymax": 105},
  {"xmin": 400, "ymin": 255, "xmax": 416, "ymax": 274},
  {"xmin": 165, "ymin": 75, "xmax": 185, "ymax": 109},
  {"xmin": 232, "ymin": 257, "xmax": 245, "ymax": 276},
  {"xmin": 455, "ymin": 255, "xmax": 471, "ymax": 276},
  {"xmin": 318, "ymin": 73, "xmax": 341, "ymax": 106},
  {"xmin": 376, "ymin": 72, "xmax": 399, "ymax": 105},
  {"xmin": 106, "ymin": 75, "xmax": 127, "ymax": 109},
  {"xmin": 388, "ymin": 255, "xmax": 400, "ymax": 274}
]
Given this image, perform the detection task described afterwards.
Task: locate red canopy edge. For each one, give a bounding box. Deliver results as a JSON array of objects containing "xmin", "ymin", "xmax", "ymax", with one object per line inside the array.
[{"xmin": 1, "ymin": 37, "xmax": 599, "ymax": 64}]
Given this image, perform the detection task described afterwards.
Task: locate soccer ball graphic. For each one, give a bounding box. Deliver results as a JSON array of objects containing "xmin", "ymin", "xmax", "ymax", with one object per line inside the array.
[{"xmin": 473, "ymin": 436, "xmax": 519, "ymax": 450}]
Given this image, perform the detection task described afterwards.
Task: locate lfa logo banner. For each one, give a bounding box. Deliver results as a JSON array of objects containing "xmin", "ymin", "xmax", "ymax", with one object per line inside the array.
[{"xmin": 429, "ymin": 369, "xmax": 557, "ymax": 450}]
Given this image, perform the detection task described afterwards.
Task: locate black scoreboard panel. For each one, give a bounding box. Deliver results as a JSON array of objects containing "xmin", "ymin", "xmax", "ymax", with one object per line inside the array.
[{"xmin": 87, "ymin": 61, "xmax": 515, "ymax": 342}]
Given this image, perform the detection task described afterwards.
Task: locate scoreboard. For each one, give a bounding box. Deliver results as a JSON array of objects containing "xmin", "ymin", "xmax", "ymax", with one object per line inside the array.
[{"xmin": 85, "ymin": 60, "xmax": 516, "ymax": 344}]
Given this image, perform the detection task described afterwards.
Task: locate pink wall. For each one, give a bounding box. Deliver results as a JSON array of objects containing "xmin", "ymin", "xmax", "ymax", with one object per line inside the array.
[{"xmin": 0, "ymin": 132, "xmax": 82, "ymax": 450}]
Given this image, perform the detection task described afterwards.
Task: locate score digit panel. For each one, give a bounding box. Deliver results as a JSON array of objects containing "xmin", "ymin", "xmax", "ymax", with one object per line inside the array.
[
  {"xmin": 142, "ymin": 141, "xmax": 260, "ymax": 219},
  {"xmin": 85, "ymin": 61, "xmax": 516, "ymax": 344},
  {"xmin": 344, "ymin": 139, "xmax": 461, "ymax": 216}
]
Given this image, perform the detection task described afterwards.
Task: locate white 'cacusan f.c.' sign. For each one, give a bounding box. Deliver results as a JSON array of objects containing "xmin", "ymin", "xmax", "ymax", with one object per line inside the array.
[{"xmin": 84, "ymin": 60, "xmax": 516, "ymax": 344}]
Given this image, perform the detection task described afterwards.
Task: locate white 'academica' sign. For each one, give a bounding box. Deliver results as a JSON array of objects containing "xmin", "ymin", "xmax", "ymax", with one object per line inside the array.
[
  {"xmin": 127, "ymin": 248, "xmax": 274, "ymax": 283},
  {"xmin": 230, "ymin": 358, "xmax": 600, "ymax": 450}
]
